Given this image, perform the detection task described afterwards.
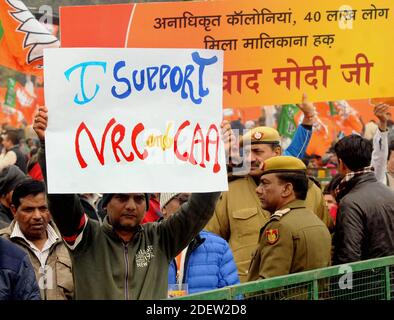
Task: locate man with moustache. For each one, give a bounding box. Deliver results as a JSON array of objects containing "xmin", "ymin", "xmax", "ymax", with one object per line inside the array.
[
  {"xmin": 0, "ymin": 179, "xmax": 74, "ymax": 300},
  {"xmin": 33, "ymin": 106, "xmax": 223, "ymax": 300},
  {"xmin": 205, "ymin": 97, "xmax": 333, "ymax": 282},
  {"xmin": 247, "ymin": 156, "xmax": 331, "ymax": 281}
]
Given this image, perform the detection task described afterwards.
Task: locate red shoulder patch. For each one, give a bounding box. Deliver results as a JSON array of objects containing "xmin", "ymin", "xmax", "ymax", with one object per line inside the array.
[{"xmin": 265, "ymin": 229, "xmax": 279, "ymax": 245}]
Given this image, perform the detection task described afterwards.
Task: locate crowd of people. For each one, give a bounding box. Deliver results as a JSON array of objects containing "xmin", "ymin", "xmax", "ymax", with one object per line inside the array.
[{"xmin": 0, "ymin": 96, "xmax": 394, "ymax": 300}]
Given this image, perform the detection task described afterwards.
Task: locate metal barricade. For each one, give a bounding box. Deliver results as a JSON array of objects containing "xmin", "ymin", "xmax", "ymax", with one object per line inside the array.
[{"xmin": 172, "ymin": 256, "xmax": 394, "ymax": 300}]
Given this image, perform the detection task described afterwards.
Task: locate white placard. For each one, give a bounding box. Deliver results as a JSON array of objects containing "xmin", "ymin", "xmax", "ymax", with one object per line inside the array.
[{"xmin": 44, "ymin": 48, "xmax": 227, "ymax": 193}]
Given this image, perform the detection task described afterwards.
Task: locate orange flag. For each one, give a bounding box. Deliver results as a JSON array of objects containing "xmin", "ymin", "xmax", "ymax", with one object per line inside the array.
[
  {"xmin": 335, "ymin": 100, "xmax": 363, "ymax": 135},
  {"xmin": 15, "ymin": 81, "xmax": 37, "ymax": 124},
  {"xmin": 0, "ymin": 0, "xmax": 59, "ymax": 75}
]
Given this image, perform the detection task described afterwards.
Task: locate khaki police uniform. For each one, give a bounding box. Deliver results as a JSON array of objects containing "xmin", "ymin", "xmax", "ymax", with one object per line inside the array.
[
  {"xmin": 247, "ymin": 156, "xmax": 331, "ymax": 282},
  {"xmin": 204, "ymin": 127, "xmax": 333, "ymax": 283},
  {"xmin": 247, "ymin": 200, "xmax": 332, "ymax": 281},
  {"xmin": 205, "ymin": 175, "xmax": 270, "ymax": 282},
  {"xmin": 240, "ymin": 126, "xmax": 282, "ymax": 147}
]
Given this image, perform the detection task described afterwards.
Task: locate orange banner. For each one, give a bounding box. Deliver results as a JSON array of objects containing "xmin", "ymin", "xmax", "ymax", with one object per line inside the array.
[
  {"xmin": 0, "ymin": 0, "xmax": 59, "ymax": 75},
  {"xmin": 60, "ymin": 0, "xmax": 394, "ymax": 108}
]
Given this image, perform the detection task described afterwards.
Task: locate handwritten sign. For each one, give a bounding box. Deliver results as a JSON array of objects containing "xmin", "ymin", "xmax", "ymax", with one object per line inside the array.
[
  {"xmin": 44, "ymin": 48, "xmax": 227, "ymax": 193},
  {"xmin": 60, "ymin": 0, "xmax": 394, "ymax": 107}
]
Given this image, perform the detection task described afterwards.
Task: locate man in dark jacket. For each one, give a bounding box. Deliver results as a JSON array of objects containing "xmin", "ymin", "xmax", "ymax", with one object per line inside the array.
[
  {"xmin": 0, "ymin": 179, "xmax": 74, "ymax": 300},
  {"xmin": 33, "ymin": 106, "xmax": 221, "ymax": 300},
  {"xmin": 0, "ymin": 237, "xmax": 41, "ymax": 300},
  {"xmin": 333, "ymin": 134, "xmax": 394, "ymax": 264}
]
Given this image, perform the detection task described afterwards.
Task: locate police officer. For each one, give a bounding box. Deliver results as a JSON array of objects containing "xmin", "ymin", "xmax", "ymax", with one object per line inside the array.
[
  {"xmin": 205, "ymin": 124, "xmax": 333, "ymax": 282},
  {"xmin": 247, "ymin": 156, "xmax": 331, "ymax": 281}
]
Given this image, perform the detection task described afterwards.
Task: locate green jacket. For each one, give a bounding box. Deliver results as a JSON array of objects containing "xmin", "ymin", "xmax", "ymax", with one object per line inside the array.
[
  {"xmin": 204, "ymin": 176, "xmax": 333, "ymax": 282},
  {"xmin": 247, "ymin": 199, "xmax": 332, "ymax": 282},
  {"xmin": 38, "ymin": 145, "xmax": 220, "ymax": 300}
]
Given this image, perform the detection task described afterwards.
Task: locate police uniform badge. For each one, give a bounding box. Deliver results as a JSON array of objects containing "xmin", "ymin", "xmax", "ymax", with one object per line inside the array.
[
  {"xmin": 253, "ymin": 131, "xmax": 263, "ymax": 140},
  {"xmin": 265, "ymin": 229, "xmax": 279, "ymax": 245}
]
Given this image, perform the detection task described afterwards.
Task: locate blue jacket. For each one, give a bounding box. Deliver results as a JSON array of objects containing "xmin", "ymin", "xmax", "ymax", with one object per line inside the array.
[
  {"xmin": 284, "ymin": 124, "xmax": 312, "ymax": 158},
  {"xmin": 0, "ymin": 237, "xmax": 41, "ymax": 300},
  {"xmin": 169, "ymin": 230, "xmax": 240, "ymax": 294}
]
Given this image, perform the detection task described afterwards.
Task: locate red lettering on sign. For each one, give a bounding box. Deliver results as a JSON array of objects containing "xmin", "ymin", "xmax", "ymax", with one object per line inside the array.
[
  {"xmin": 132, "ymin": 123, "xmax": 148, "ymax": 160},
  {"xmin": 206, "ymin": 124, "xmax": 220, "ymax": 173},
  {"xmin": 75, "ymin": 118, "xmax": 147, "ymax": 167},
  {"xmin": 75, "ymin": 118, "xmax": 116, "ymax": 168},
  {"xmin": 75, "ymin": 118, "xmax": 219, "ymax": 173},
  {"xmin": 111, "ymin": 123, "xmax": 134, "ymax": 162},
  {"xmin": 174, "ymin": 120, "xmax": 190, "ymax": 161},
  {"xmin": 189, "ymin": 123, "xmax": 205, "ymax": 168}
]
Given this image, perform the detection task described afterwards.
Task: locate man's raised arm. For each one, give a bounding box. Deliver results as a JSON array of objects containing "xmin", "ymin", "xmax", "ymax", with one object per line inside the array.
[
  {"xmin": 284, "ymin": 94, "xmax": 315, "ymax": 158},
  {"xmin": 34, "ymin": 106, "xmax": 87, "ymax": 248},
  {"xmin": 371, "ymin": 104, "xmax": 390, "ymax": 183}
]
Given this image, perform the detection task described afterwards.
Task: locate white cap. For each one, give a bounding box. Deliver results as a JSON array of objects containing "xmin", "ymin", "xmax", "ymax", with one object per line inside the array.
[{"xmin": 159, "ymin": 193, "xmax": 180, "ymax": 210}]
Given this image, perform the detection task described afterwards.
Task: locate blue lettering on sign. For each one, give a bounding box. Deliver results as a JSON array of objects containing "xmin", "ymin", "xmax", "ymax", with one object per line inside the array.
[
  {"xmin": 64, "ymin": 61, "xmax": 107, "ymax": 105},
  {"xmin": 132, "ymin": 69, "xmax": 145, "ymax": 91},
  {"xmin": 192, "ymin": 52, "xmax": 218, "ymax": 99},
  {"xmin": 111, "ymin": 61, "xmax": 131, "ymax": 99},
  {"xmin": 110, "ymin": 51, "xmax": 218, "ymax": 105},
  {"xmin": 181, "ymin": 65, "xmax": 197, "ymax": 103},
  {"xmin": 159, "ymin": 65, "xmax": 171, "ymax": 90},
  {"xmin": 147, "ymin": 67, "xmax": 159, "ymax": 91},
  {"xmin": 170, "ymin": 66, "xmax": 183, "ymax": 93}
]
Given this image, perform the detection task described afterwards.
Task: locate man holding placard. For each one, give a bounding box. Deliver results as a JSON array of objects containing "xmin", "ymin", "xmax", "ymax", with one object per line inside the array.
[
  {"xmin": 33, "ymin": 105, "xmax": 228, "ymax": 299},
  {"xmin": 33, "ymin": 47, "xmax": 230, "ymax": 299}
]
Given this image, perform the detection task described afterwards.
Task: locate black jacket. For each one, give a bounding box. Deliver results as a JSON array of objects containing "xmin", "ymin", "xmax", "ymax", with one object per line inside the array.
[
  {"xmin": 333, "ymin": 172, "xmax": 394, "ymax": 264},
  {"xmin": 0, "ymin": 237, "xmax": 41, "ymax": 300}
]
